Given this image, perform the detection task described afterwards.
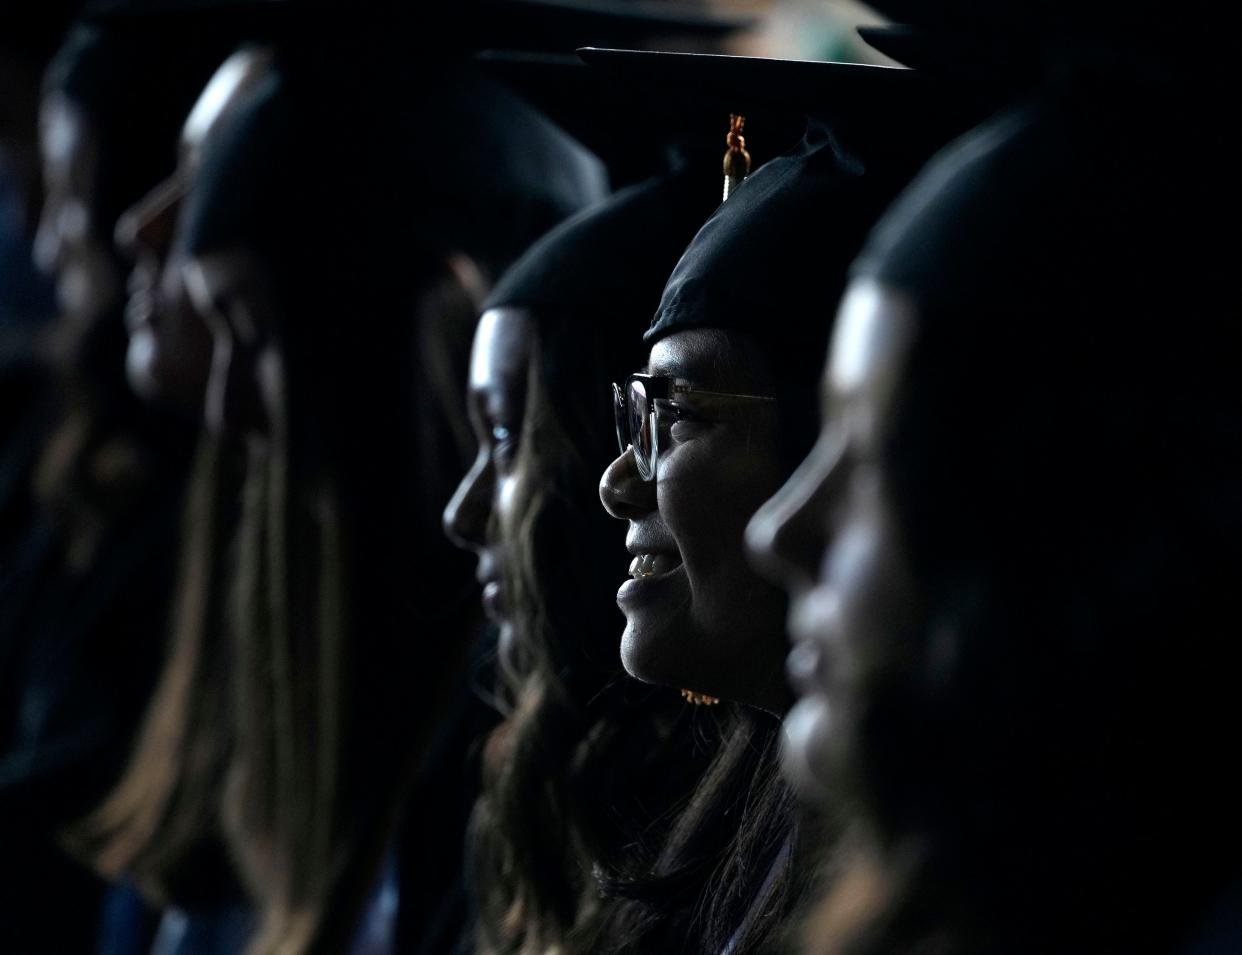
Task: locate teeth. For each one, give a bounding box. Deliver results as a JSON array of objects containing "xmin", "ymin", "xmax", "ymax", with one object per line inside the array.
[
  {"xmin": 628, "ymin": 553, "xmax": 677, "ymax": 578},
  {"xmin": 650, "ymin": 554, "xmax": 676, "ymax": 575}
]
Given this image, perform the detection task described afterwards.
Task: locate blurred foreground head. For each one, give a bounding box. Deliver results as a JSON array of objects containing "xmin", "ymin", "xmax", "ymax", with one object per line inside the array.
[{"xmin": 749, "ymin": 65, "xmax": 1242, "ymax": 954}]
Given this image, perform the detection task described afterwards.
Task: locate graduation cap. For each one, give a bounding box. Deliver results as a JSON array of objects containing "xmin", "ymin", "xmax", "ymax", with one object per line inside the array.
[
  {"xmin": 177, "ymin": 43, "xmax": 607, "ymax": 289},
  {"xmin": 409, "ymin": 65, "xmax": 611, "ymax": 280},
  {"xmin": 576, "ymin": 46, "xmax": 991, "ymax": 464},
  {"xmin": 42, "ymin": 8, "xmax": 267, "ymax": 228},
  {"xmin": 475, "ymin": 49, "xmax": 800, "ymax": 190},
  {"xmin": 579, "ymin": 47, "xmax": 994, "ymax": 196},
  {"xmin": 483, "ymin": 160, "xmax": 722, "ymax": 326},
  {"xmin": 478, "ymin": 44, "xmax": 949, "ymax": 194}
]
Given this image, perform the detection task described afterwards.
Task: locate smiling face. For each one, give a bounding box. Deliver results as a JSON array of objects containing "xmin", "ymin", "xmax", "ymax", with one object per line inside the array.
[
  {"xmin": 599, "ymin": 328, "xmax": 791, "ymax": 714},
  {"xmin": 443, "ymin": 306, "xmax": 535, "ymax": 642},
  {"xmin": 746, "ymin": 280, "xmax": 921, "ymax": 800}
]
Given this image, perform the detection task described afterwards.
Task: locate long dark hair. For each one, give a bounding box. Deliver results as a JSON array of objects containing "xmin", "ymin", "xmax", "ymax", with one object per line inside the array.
[
  {"xmin": 74, "ymin": 37, "xmax": 461, "ymax": 954},
  {"xmin": 468, "ymin": 303, "xmax": 713, "ymax": 953},
  {"xmin": 593, "ymin": 704, "xmax": 817, "ymax": 955},
  {"xmin": 460, "ymin": 161, "xmax": 728, "ymax": 953}
]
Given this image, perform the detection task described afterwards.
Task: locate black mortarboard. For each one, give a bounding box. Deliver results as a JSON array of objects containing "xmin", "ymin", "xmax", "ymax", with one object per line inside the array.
[
  {"xmin": 411, "ymin": 65, "xmax": 610, "ymax": 280},
  {"xmin": 851, "ymin": 70, "xmax": 1230, "ymax": 323},
  {"xmin": 647, "ymin": 119, "xmax": 902, "ymax": 349},
  {"xmin": 577, "ymin": 46, "xmax": 922, "ymax": 119},
  {"xmin": 180, "ymin": 44, "xmax": 608, "ymax": 292},
  {"xmin": 841, "ymin": 82, "xmax": 1238, "ymax": 583},
  {"xmin": 475, "ymin": 51, "xmax": 715, "ymax": 188},
  {"xmin": 633, "ymin": 49, "xmax": 983, "ymax": 346},
  {"xmin": 572, "ymin": 48, "xmax": 984, "ymax": 465},
  {"xmin": 483, "ymin": 159, "xmax": 721, "ymax": 327},
  {"xmin": 42, "ymin": 16, "xmax": 252, "ymax": 228},
  {"xmin": 106, "ymin": 0, "xmax": 606, "ymax": 282},
  {"xmin": 482, "ymin": 45, "xmax": 945, "ymax": 203},
  {"xmin": 480, "ymin": 161, "xmax": 724, "ymax": 401},
  {"xmin": 579, "ymin": 46, "xmax": 929, "ymax": 171}
]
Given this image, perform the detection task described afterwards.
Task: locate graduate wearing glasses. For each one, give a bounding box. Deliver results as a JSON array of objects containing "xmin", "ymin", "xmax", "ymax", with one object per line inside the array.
[{"xmin": 596, "ymin": 49, "xmax": 985, "ymax": 953}]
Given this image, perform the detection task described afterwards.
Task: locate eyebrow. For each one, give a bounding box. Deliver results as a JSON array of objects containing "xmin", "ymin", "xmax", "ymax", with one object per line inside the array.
[
  {"xmin": 647, "ymin": 352, "xmax": 731, "ymax": 390},
  {"xmin": 646, "ymin": 354, "xmax": 707, "ymax": 380}
]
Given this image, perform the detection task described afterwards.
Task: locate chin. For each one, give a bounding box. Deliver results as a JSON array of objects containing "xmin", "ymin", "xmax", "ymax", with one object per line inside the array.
[
  {"xmin": 125, "ymin": 333, "xmax": 161, "ymax": 401},
  {"xmin": 782, "ymin": 695, "xmax": 836, "ymax": 800},
  {"xmin": 618, "ymin": 614, "xmax": 690, "ymax": 690}
]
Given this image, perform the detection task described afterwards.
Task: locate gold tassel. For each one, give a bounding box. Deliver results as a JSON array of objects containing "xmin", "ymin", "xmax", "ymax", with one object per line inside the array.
[
  {"xmin": 722, "ymin": 113, "xmax": 751, "ymax": 201},
  {"xmin": 681, "ymin": 688, "xmax": 721, "ymax": 705}
]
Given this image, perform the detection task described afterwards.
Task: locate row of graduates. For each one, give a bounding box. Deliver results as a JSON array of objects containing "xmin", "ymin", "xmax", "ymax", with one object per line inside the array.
[{"xmin": 4, "ymin": 0, "xmax": 1241, "ymax": 952}]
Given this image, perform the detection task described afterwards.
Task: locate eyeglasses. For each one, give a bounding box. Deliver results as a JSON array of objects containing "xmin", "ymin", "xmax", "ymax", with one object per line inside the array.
[{"xmin": 612, "ymin": 373, "xmax": 776, "ymax": 481}]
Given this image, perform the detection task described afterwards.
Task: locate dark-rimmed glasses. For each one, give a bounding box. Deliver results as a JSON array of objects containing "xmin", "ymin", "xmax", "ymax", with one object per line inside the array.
[{"xmin": 612, "ymin": 373, "xmax": 776, "ymax": 481}]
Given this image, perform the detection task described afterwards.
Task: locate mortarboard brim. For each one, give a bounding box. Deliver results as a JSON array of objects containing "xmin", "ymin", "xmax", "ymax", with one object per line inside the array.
[
  {"xmin": 476, "ymin": 49, "xmax": 796, "ymax": 185},
  {"xmin": 576, "ymin": 46, "xmax": 920, "ymax": 120}
]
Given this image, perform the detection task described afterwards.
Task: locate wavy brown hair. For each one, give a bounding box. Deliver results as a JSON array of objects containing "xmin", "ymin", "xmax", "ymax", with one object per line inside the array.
[{"xmin": 467, "ymin": 305, "xmax": 717, "ymax": 954}]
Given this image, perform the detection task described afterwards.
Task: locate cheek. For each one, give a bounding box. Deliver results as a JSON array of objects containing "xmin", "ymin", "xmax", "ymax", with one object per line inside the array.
[
  {"xmin": 661, "ymin": 429, "xmax": 785, "ymax": 565},
  {"xmin": 494, "ymin": 452, "xmax": 537, "ymax": 545},
  {"xmin": 495, "ymin": 472, "xmax": 521, "ymax": 532},
  {"xmin": 255, "ymin": 346, "xmax": 282, "ymax": 427},
  {"xmin": 161, "ymin": 272, "xmax": 215, "ymax": 369},
  {"xmin": 823, "ymin": 485, "xmax": 916, "ymax": 683}
]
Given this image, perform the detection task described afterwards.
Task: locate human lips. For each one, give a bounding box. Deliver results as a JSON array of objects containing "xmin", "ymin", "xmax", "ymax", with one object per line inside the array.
[
  {"xmin": 786, "ymin": 635, "xmax": 827, "ymax": 700},
  {"xmin": 628, "ymin": 552, "xmax": 681, "ymax": 578},
  {"xmin": 616, "ymin": 537, "xmax": 685, "ymax": 605},
  {"xmin": 476, "ymin": 556, "xmax": 506, "ymax": 625},
  {"xmin": 786, "ymin": 584, "xmax": 842, "ymax": 692},
  {"xmin": 782, "ymin": 595, "xmax": 838, "ymax": 798},
  {"xmin": 788, "ymin": 585, "xmax": 838, "ymax": 655},
  {"xmin": 481, "ymin": 580, "xmax": 506, "ymax": 624},
  {"xmin": 124, "ymin": 269, "xmax": 158, "ymax": 335}
]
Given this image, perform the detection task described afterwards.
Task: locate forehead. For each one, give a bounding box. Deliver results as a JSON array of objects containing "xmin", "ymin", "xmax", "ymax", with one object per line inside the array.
[
  {"xmin": 182, "ymin": 47, "xmax": 274, "ymax": 155},
  {"xmin": 827, "ymin": 280, "xmax": 918, "ymax": 407},
  {"xmin": 471, "ymin": 306, "xmax": 535, "ymax": 390},
  {"xmin": 40, "ymin": 94, "xmax": 89, "ymax": 166},
  {"xmin": 647, "ymin": 327, "xmax": 768, "ymax": 391}
]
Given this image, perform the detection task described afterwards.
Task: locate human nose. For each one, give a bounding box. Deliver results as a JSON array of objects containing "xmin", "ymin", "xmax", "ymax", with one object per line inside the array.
[
  {"xmin": 746, "ymin": 434, "xmax": 841, "ymax": 593},
  {"xmin": 443, "ymin": 452, "xmax": 492, "ymax": 551},
  {"xmin": 599, "ymin": 446, "xmax": 656, "ymax": 521},
  {"xmin": 116, "ymin": 173, "xmax": 185, "ymax": 263}
]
